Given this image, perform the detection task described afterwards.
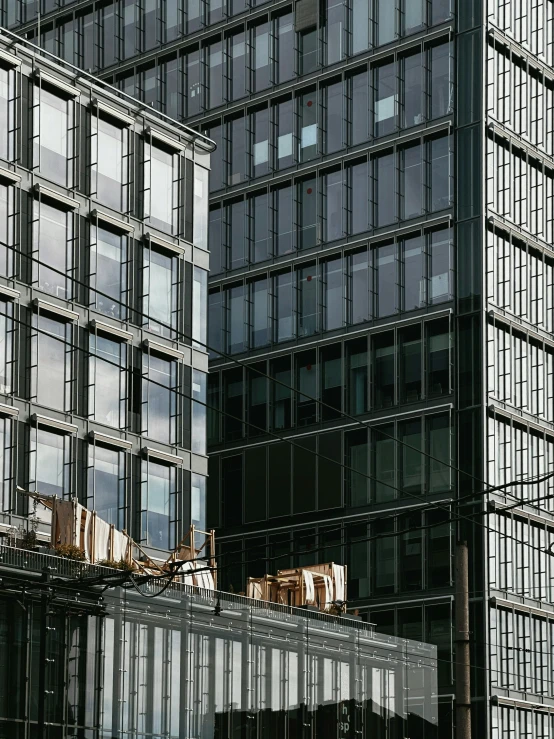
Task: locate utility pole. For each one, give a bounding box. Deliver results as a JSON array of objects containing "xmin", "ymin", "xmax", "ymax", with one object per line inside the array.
[{"xmin": 455, "ymin": 541, "xmax": 471, "ymax": 739}]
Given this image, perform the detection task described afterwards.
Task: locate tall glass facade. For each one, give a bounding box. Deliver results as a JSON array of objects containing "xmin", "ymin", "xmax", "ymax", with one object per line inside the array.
[{"xmin": 0, "ymin": 36, "xmax": 212, "ymax": 567}]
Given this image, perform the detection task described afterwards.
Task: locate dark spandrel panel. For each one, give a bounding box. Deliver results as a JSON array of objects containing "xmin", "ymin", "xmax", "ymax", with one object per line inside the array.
[{"xmin": 295, "ymin": 0, "xmax": 318, "ymax": 32}]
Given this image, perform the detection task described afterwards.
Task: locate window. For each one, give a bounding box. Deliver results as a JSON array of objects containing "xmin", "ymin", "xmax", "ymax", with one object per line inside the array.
[
  {"xmin": 374, "ymin": 62, "xmax": 397, "ymax": 137},
  {"xmin": 378, "ymin": 0, "xmax": 396, "ymax": 45},
  {"xmin": 324, "ymin": 169, "xmax": 343, "ymax": 241},
  {"xmin": 223, "ymin": 368, "xmax": 243, "ymax": 441},
  {"xmin": 88, "ymin": 332, "xmax": 127, "ymax": 429},
  {"xmin": 351, "ymin": 0, "xmax": 369, "ymax": 54},
  {"xmin": 299, "ymin": 91, "xmax": 317, "ymax": 162},
  {"xmin": 228, "ymin": 199, "xmax": 246, "ymax": 270},
  {"xmin": 399, "ymin": 515, "xmax": 423, "ymax": 590},
  {"xmin": 346, "ymin": 338, "xmax": 367, "ymax": 414},
  {"xmin": 400, "ymin": 419, "xmax": 422, "ymax": 494},
  {"xmin": 142, "ymin": 244, "xmax": 179, "ymax": 338},
  {"xmin": 326, "ymin": 0, "xmax": 344, "ymax": 64},
  {"xmin": 185, "ymin": 48, "xmax": 202, "ymax": 116},
  {"xmin": 321, "ymin": 343, "xmax": 342, "ymax": 419},
  {"xmin": 208, "ymin": 289, "xmax": 223, "ymax": 357},
  {"xmin": 403, "ymin": 0, "xmax": 424, "ymax": 35},
  {"xmin": 208, "ymin": 39, "xmax": 223, "ymax": 108},
  {"xmin": 142, "ymin": 352, "xmax": 178, "ymax": 444},
  {"xmin": 373, "ymin": 426, "xmax": 395, "ymax": 503},
  {"xmin": 193, "ymin": 165, "xmax": 209, "ymax": 250},
  {"xmin": 275, "ymin": 184, "xmax": 293, "ymax": 254},
  {"xmin": 347, "ymin": 248, "xmax": 370, "ymax": 324},
  {"xmin": 251, "ymin": 107, "xmax": 270, "ymax": 178},
  {"xmin": 91, "ymin": 112, "xmax": 129, "ymax": 212},
  {"xmin": 276, "ymin": 13, "xmax": 294, "ymax": 83},
  {"xmin": 206, "ymin": 123, "xmax": 223, "ymax": 191},
  {"xmin": 323, "ymin": 81, "xmax": 343, "ymax": 154},
  {"xmin": 0, "ymin": 182, "xmax": 15, "ymax": 278},
  {"xmin": 296, "ymin": 350, "xmax": 317, "ymax": 426},
  {"xmin": 0, "ymin": 63, "xmax": 15, "ymax": 162},
  {"xmin": 297, "ymin": 265, "xmax": 317, "ymax": 337},
  {"xmin": 322, "ymin": 256, "xmax": 343, "ymax": 330},
  {"xmin": 271, "ymin": 356, "xmax": 291, "ymax": 430},
  {"xmin": 0, "ymin": 300, "xmax": 13, "ymax": 395},
  {"xmin": 429, "ymin": 134, "xmax": 452, "ymax": 212},
  {"xmin": 247, "ymin": 362, "xmax": 267, "ymax": 435},
  {"xmin": 402, "ymin": 51, "xmax": 423, "ymax": 128},
  {"xmin": 346, "ymin": 429, "xmax": 369, "ymax": 506},
  {"xmin": 299, "ymin": 29, "xmax": 318, "ymax": 75},
  {"xmin": 90, "ymin": 224, "xmax": 128, "ymax": 320},
  {"xmin": 349, "ymin": 69, "xmax": 369, "ymax": 146},
  {"xmin": 192, "ymin": 266, "xmax": 208, "ymax": 349},
  {"xmin": 145, "ymin": 142, "xmax": 179, "ymax": 234},
  {"xmin": 427, "ymin": 320, "xmax": 450, "ymax": 397},
  {"xmin": 274, "ymin": 270, "xmax": 294, "ymax": 342},
  {"xmin": 227, "ymin": 283, "xmax": 246, "ymax": 353},
  {"xmin": 141, "ymin": 458, "xmax": 177, "ymax": 550},
  {"xmin": 348, "ymin": 160, "xmax": 370, "ymax": 234},
  {"xmin": 431, "ymin": 0, "xmax": 452, "ymax": 25},
  {"xmin": 276, "ymin": 98, "xmax": 294, "ymax": 169},
  {"xmin": 250, "ymin": 277, "xmax": 269, "ymax": 347},
  {"xmin": 191, "ymin": 472, "xmax": 206, "ymax": 531},
  {"xmin": 298, "ymin": 177, "xmax": 317, "ymax": 249},
  {"xmin": 87, "ymin": 443, "xmax": 126, "ymax": 528},
  {"xmin": 375, "ymin": 241, "xmax": 397, "ymax": 316},
  {"xmin": 33, "ymin": 200, "xmax": 73, "ymax": 300},
  {"xmin": 399, "ymin": 324, "xmax": 422, "ymax": 403},
  {"xmin": 0, "ymin": 417, "xmax": 11, "ymax": 513},
  {"xmin": 34, "ymin": 85, "xmax": 74, "ymax": 187},
  {"xmin": 165, "ymin": 0, "xmax": 182, "ymax": 42},
  {"xmin": 250, "ymin": 191, "xmax": 270, "ymax": 262},
  {"xmin": 430, "ymin": 42, "xmax": 453, "ymax": 119},
  {"xmin": 192, "ymin": 370, "xmax": 207, "ymax": 454},
  {"xmin": 375, "ymin": 151, "xmax": 396, "ymax": 227},
  {"xmin": 228, "ymin": 115, "xmax": 246, "ymax": 185},
  {"xmin": 253, "ymin": 22, "xmax": 270, "ymax": 92},
  {"xmin": 29, "ymin": 427, "xmax": 70, "ymax": 500},
  {"xmin": 429, "ymin": 226, "xmax": 452, "ymax": 303},
  {"xmin": 373, "ymin": 331, "xmax": 395, "ymax": 408},
  {"xmin": 401, "ymin": 142, "xmax": 423, "ymax": 219},
  {"xmin": 31, "ymin": 313, "xmax": 72, "ymax": 412},
  {"xmin": 402, "ymin": 234, "xmax": 425, "ymax": 310}
]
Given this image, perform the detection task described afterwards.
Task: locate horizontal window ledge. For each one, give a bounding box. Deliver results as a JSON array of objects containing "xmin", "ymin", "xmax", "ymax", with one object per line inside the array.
[
  {"xmin": 144, "ymin": 232, "xmax": 185, "ymax": 256},
  {"xmin": 142, "ymin": 446, "xmax": 184, "ymax": 466},
  {"xmin": 488, "ymin": 402, "xmax": 554, "ymax": 440},
  {"xmin": 146, "ymin": 127, "xmax": 186, "ymax": 153},
  {"xmin": 90, "ymin": 209, "xmax": 134, "ymax": 233},
  {"xmin": 90, "ymin": 319, "xmax": 133, "ymax": 342},
  {"xmin": 492, "ymin": 694, "xmax": 554, "ymax": 715},
  {"xmin": 92, "ymin": 99, "xmax": 134, "ymax": 127},
  {"xmin": 0, "ymin": 285, "xmax": 20, "ymax": 301},
  {"xmin": 487, "ymin": 121, "xmax": 554, "ymax": 172},
  {"xmin": 0, "ymin": 166, "xmax": 21, "ymax": 184},
  {"xmin": 35, "ymin": 69, "xmax": 80, "ymax": 98},
  {"xmin": 0, "ymin": 49, "xmax": 21, "ymax": 68},
  {"xmin": 489, "ymin": 499, "xmax": 554, "ymax": 530},
  {"xmin": 487, "ymin": 306, "xmax": 554, "ymax": 349},
  {"xmin": 33, "ymin": 184, "xmax": 79, "ymax": 210},
  {"xmin": 143, "ymin": 338, "xmax": 185, "ymax": 362},
  {"xmin": 490, "ymin": 595, "xmax": 554, "ymax": 621},
  {"xmin": 0, "ymin": 403, "xmax": 18, "ymax": 418},
  {"xmin": 89, "ymin": 430, "xmax": 133, "ymax": 451},
  {"xmin": 30, "ymin": 413, "xmax": 78, "ymax": 435},
  {"xmin": 33, "ymin": 298, "xmax": 79, "ymax": 323}
]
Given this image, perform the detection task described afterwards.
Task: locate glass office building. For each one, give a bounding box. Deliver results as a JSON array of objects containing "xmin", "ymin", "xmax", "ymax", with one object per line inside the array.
[
  {"xmin": 0, "ymin": 544, "xmax": 438, "ymax": 739},
  {"xmin": 4, "ymin": 0, "xmax": 554, "ymax": 736},
  {"xmin": 0, "ymin": 32, "xmax": 213, "ymax": 558}
]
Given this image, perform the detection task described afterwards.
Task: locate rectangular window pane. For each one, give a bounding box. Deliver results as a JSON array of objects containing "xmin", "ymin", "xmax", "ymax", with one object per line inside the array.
[
  {"xmin": 352, "ymin": 0, "xmax": 369, "ymax": 54},
  {"xmin": 252, "ymin": 107, "xmax": 269, "ymax": 178},
  {"xmin": 229, "ymin": 116, "xmax": 246, "ymax": 185},
  {"xmin": 37, "ymin": 87, "xmax": 72, "ymax": 187},
  {"xmin": 32, "ymin": 428, "xmax": 69, "ymax": 499},
  {"xmin": 375, "ymin": 152, "xmax": 396, "ymax": 226},
  {"xmin": 228, "ymin": 199, "xmax": 246, "ymax": 270},
  {"xmin": 94, "ymin": 117, "xmax": 128, "ymax": 211},
  {"xmin": 227, "ymin": 284, "xmax": 246, "ymax": 353},
  {"xmin": 271, "ymin": 356, "xmax": 291, "ymax": 430},
  {"xmin": 299, "ymin": 91, "xmax": 317, "ymax": 162},
  {"xmin": 253, "ymin": 23, "xmax": 270, "ymax": 91},
  {"xmin": 348, "ymin": 160, "xmax": 370, "ymax": 234},
  {"xmin": 148, "ymin": 145, "xmax": 176, "ymax": 232},
  {"xmin": 143, "ymin": 247, "xmax": 177, "ymax": 337},
  {"xmin": 429, "ymin": 134, "xmax": 452, "ymax": 212},
  {"xmin": 230, "ymin": 32, "xmax": 246, "ymax": 101},
  {"xmin": 322, "ymin": 257, "xmax": 343, "ymax": 330},
  {"xmin": 208, "ymin": 39, "xmax": 223, "ymax": 108},
  {"xmin": 326, "ymin": 0, "xmax": 344, "ymax": 64},
  {"xmin": 89, "ymin": 333, "xmax": 126, "ymax": 428},
  {"xmin": 193, "ymin": 266, "xmax": 208, "ymax": 348},
  {"xmin": 250, "ymin": 278, "xmax": 269, "ymax": 347},
  {"xmin": 251, "ymin": 192, "xmax": 270, "ymax": 263},
  {"xmin": 275, "ymin": 185, "xmax": 293, "ymax": 255},
  {"xmin": 375, "ymin": 241, "xmax": 397, "ymax": 317},
  {"xmin": 373, "ymin": 331, "xmax": 395, "ymax": 408},
  {"xmin": 142, "ymin": 354, "xmax": 177, "ymax": 444},
  {"xmin": 192, "ymin": 370, "xmax": 207, "ymax": 454},
  {"xmin": 429, "ymin": 226, "xmax": 452, "ymax": 303},
  {"xmin": 373, "ymin": 425, "xmax": 395, "ymax": 503},
  {"xmin": 401, "ymin": 142, "xmax": 422, "ymax": 220},
  {"xmin": 277, "ymin": 14, "xmax": 294, "ymax": 83},
  {"xmin": 400, "ymin": 324, "xmax": 422, "ymax": 403},
  {"xmin": 276, "ymin": 98, "xmax": 294, "ymax": 169},
  {"xmin": 321, "ymin": 343, "xmax": 342, "ymax": 420},
  {"xmin": 274, "ymin": 271, "xmax": 294, "ymax": 342},
  {"xmin": 141, "ymin": 460, "xmax": 175, "ymax": 549},
  {"xmin": 323, "ymin": 81, "xmax": 343, "ymax": 154},
  {"xmin": 350, "ymin": 69, "xmax": 369, "ymax": 145},
  {"xmin": 374, "ymin": 63, "xmax": 396, "ymax": 137},
  {"xmin": 346, "ymin": 338, "xmax": 367, "ymax": 414},
  {"xmin": 193, "ymin": 165, "xmax": 209, "ymax": 250},
  {"xmin": 91, "ymin": 226, "xmax": 127, "ymax": 320},
  {"xmin": 87, "ymin": 444, "xmax": 125, "ymax": 528},
  {"xmin": 348, "ymin": 248, "xmax": 370, "ymax": 323},
  {"xmin": 186, "ymin": 48, "xmax": 202, "ymax": 116},
  {"xmin": 297, "ymin": 264, "xmax": 317, "ymax": 336},
  {"xmin": 296, "ymin": 350, "xmax": 317, "ymax": 425},
  {"xmin": 431, "ymin": 42, "xmax": 452, "ymax": 118},
  {"xmin": 404, "ymin": 0, "xmax": 424, "ymax": 34},
  {"xmin": 402, "ymin": 234, "xmax": 425, "ymax": 310},
  {"xmin": 34, "ymin": 202, "xmax": 72, "ymax": 300},
  {"xmin": 402, "ymin": 51, "xmax": 423, "ymax": 128},
  {"xmin": 298, "ymin": 178, "xmax": 317, "ymax": 249},
  {"xmin": 427, "ymin": 319, "xmax": 450, "ymax": 397},
  {"xmin": 378, "ymin": 0, "xmax": 396, "ymax": 46},
  {"xmin": 400, "ymin": 419, "xmax": 422, "ymax": 494},
  {"xmin": 33, "ymin": 315, "xmax": 70, "ymax": 412},
  {"xmin": 324, "ymin": 170, "xmax": 343, "ymax": 242}
]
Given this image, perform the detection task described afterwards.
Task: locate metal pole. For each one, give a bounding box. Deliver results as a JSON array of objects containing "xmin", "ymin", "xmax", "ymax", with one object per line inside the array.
[{"xmin": 455, "ymin": 541, "xmax": 471, "ymax": 739}]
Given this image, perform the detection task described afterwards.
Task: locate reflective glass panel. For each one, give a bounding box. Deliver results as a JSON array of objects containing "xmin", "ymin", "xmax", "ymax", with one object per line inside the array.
[
  {"xmin": 250, "ymin": 278, "xmax": 269, "ymax": 347},
  {"xmin": 251, "ymin": 191, "xmax": 270, "ymax": 262},
  {"xmin": 350, "ymin": 69, "xmax": 369, "ymax": 145},
  {"xmin": 324, "ymin": 81, "xmax": 343, "ymax": 154},
  {"xmin": 348, "ymin": 248, "xmax": 370, "ymax": 323},
  {"xmin": 149, "ymin": 144, "xmax": 175, "ymax": 232},
  {"xmin": 208, "ymin": 39, "xmax": 223, "ymax": 108},
  {"xmin": 90, "ymin": 226, "xmax": 127, "ymax": 320},
  {"xmin": 298, "ymin": 177, "xmax": 317, "ymax": 249},
  {"xmin": 400, "ymin": 325, "xmax": 422, "ymax": 403},
  {"xmin": 143, "ymin": 247, "xmax": 177, "ymax": 337},
  {"xmin": 142, "ymin": 354, "xmax": 177, "ymax": 444},
  {"xmin": 346, "ymin": 339, "xmax": 367, "ymax": 414},
  {"xmin": 89, "ymin": 333, "xmax": 126, "ymax": 429},
  {"xmin": 375, "ymin": 152, "xmax": 396, "ymax": 227},
  {"xmin": 275, "ymin": 185, "xmax": 293, "ymax": 254},
  {"xmin": 401, "ymin": 142, "xmax": 422, "ymax": 220},
  {"xmin": 36, "ymin": 87, "xmax": 72, "ymax": 186},
  {"xmin": 32, "ymin": 428, "xmax": 69, "ymax": 499},
  {"xmin": 348, "ymin": 160, "xmax": 370, "ymax": 234},
  {"xmin": 429, "ymin": 227, "xmax": 452, "ymax": 303},
  {"xmin": 373, "ymin": 331, "xmax": 395, "ymax": 407},
  {"xmin": 227, "ymin": 283, "xmax": 245, "ymax": 353},
  {"xmin": 429, "ymin": 135, "xmax": 452, "ymax": 211},
  {"xmin": 297, "ymin": 265, "xmax": 317, "ymax": 336},
  {"xmin": 374, "ymin": 63, "xmax": 396, "ymax": 137},
  {"xmin": 34, "ymin": 202, "xmax": 72, "ymax": 300},
  {"xmin": 402, "ymin": 234, "xmax": 425, "ymax": 310},
  {"xmin": 352, "ymin": 0, "xmax": 369, "ymax": 54},
  {"xmin": 93, "ymin": 116, "xmax": 127, "ymax": 211},
  {"xmin": 323, "ymin": 257, "xmax": 342, "ymax": 330},
  {"xmin": 274, "ymin": 271, "xmax": 294, "ymax": 341},
  {"xmin": 229, "ymin": 116, "xmax": 246, "ymax": 185},
  {"xmin": 378, "ymin": 0, "xmax": 396, "ymax": 45},
  {"xmin": 324, "ymin": 169, "xmax": 343, "ymax": 241},
  {"xmin": 193, "ymin": 165, "xmax": 209, "ymax": 249},
  {"xmin": 33, "ymin": 315, "xmax": 69, "ymax": 412},
  {"xmin": 192, "ymin": 369, "xmax": 207, "ymax": 454},
  {"xmin": 299, "ymin": 91, "xmax": 317, "ymax": 162},
  {"xmin": 402, "ymin": 51, "xmax": 423, "ymax": 128},
  {"xmin": 276, "ymin": 98, "xmax": 294, "ymax": 169},
  {"xmin": 193, "ymin": 266, "xmax": 208, "ymax": 348},
  {"xmin": 141, "ymin": 459, "xmax": 175, "ymax": 549},
  {"xmin": 87, "ymin": 444, "xmax": 125, "ymax": 528},
  {"xmin": 326, "ymin": 0, "xmax": 344, "ymax": 64},
  {"xmin": 375, "ymin": 241, "xmax": 397, "ymax": 316},
  {"xmin": 431, "ymin": 42, "xmax": 452, "ymax": 118},
  {"xmin": 277, "ymin": 14, "xmax": 294, "ymax": 83},
  {"xmin": 252, "ymin": 107, "xmax": 269, "ymax": 178},
  {"xmin": 253, "ymin": 23, "xmax": 270, "ymax": 91}
]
